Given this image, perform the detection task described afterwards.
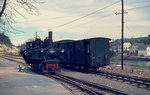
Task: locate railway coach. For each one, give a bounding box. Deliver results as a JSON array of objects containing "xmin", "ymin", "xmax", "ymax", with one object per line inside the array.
[{"xmin": 54, "ymin": 37, "xmax": 111, "ymax": 71}]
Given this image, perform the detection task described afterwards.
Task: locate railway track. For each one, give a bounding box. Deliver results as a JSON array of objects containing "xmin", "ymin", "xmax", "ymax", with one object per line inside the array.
[
  {"xmin": 46, "ymin": 74, "xmax": 128, "ymax": 95},
  {"xmin": 93, "ymin": 70, "xmax": 150, "ymax": 89},
  {"xmin": 1, "ymin": 56, "xmax": 150, "ymax": 90},
  {"xmin": 1, "ymin": 56, "xmax": 25, "ymax": 64},
  {"xmin": 63, "ymin": 66, "xmax": 150, "ymax": 90}
]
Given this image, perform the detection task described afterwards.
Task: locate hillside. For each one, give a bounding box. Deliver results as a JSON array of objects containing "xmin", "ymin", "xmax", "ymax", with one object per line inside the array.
[
  {"xmin": 129, "ymin": 36, "xmax": 150, "ymax": 44},
  {"xmin": 0, "ymin": 33, "xmax": 12, "ymax": 47}
]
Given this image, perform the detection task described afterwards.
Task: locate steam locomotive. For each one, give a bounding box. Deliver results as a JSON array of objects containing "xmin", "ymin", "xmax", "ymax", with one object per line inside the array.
[{"xmin": 20, "ymin": 32, "xmax": 60, "ymax": 73}]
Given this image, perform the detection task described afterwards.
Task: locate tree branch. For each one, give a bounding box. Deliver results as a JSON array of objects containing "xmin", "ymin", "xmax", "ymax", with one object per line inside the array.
[{"xmin": 0, "ymin": 0, "xmax": 7, "ymax": 17}]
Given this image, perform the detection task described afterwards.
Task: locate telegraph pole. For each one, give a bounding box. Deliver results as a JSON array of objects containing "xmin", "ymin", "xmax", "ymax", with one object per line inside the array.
[
  {"xmin": 121, "ymin": 0, "xmax": 124, "ymax": 70},
  {"xmin": 115, "ymin": 0, "xmax": 126, "ymax": 70},
  {"xmin": 35, "ymin": 32, "xmax": 37, "ymax": 39}
]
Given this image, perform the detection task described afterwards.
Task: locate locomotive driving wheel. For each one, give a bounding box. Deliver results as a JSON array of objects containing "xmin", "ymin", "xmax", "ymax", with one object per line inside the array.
[
  {"xmin": 83, "ymin": 66, "xmax": 89, "ymax": 71},
  {"xmin": 38, "ymin": 63, "xmax": 45, "ymax": 72},
  {"xmin": 93, "ymin": 67, "xmax": 98, "ymax": 72}
]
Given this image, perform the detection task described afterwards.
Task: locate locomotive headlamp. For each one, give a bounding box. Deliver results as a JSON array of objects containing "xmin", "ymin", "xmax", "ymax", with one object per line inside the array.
[
  {"xmin": 41, "ymin": 49, "xmax": 44, "ymax": 52},
  {"xmin": 49, "ymin": 49, "xmax": 55, "ymax": 53},
  {"xmin": 61, "ymin": 49, "xmax": 64, "ymax": 53}
]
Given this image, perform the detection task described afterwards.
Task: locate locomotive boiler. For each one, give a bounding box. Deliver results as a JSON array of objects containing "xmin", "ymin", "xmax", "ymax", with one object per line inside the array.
[{"xmin": 20, "ymin": 32, "xmax": 60, "ymax": 73}]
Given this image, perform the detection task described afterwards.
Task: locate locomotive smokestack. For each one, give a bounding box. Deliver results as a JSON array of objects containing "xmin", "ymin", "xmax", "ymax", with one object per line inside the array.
[{"xmin": 48, "ymin": 31, "xmax": 53, "ymax": 43}]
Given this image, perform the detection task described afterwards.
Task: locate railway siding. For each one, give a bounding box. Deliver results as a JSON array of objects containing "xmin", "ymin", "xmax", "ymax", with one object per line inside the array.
[
  {"xmin": 47, "ymin": 74, "xmax": 128, "ymax": 95},
  {"xmin": 97, "ymin": 70, "xmax": 150, "ymax": 89},
  {"xmin": 61, "ymin": 69, "xmax": 150, "ymax": 95}
]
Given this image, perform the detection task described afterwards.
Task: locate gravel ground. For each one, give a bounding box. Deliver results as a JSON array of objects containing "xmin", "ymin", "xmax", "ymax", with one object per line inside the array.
[
  {"xmin": 61, "ymin": 68, "xmax": 150, "ymax": 95},
  {"xmin": 101, "ymin": 64, "xmax": 150, "ymax": 79}
]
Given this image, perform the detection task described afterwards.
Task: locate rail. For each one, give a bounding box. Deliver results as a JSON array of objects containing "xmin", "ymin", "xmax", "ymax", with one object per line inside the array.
[
  {"xmin": 1, "ymin": 56, "xmax": 24, "ymax": 64},
  {"xmin": 46, "ymin": 74, "xmax": 128, "ymax": 95},
  {"xmin": 96, "ymin": 70, "xmax": 150, "ymax": 89}
]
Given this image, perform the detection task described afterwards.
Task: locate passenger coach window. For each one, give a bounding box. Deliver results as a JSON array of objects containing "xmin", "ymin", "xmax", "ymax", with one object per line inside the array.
[
  {"xmin": 30, "ymin": 43, "xmax": 32, "ymax": 46},
  {"xmin": 77, "ymin": 45, "xmax": 80, "ymax": 49},
  {"xmin": 87, "ymin": 44, "xmax": 90, "ymax": 53}
]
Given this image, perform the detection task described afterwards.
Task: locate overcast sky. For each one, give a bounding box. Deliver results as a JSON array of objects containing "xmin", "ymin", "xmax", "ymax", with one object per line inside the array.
[{"xmin": 2, "ymin": 0, "xmax": 150, "ymax": 45}]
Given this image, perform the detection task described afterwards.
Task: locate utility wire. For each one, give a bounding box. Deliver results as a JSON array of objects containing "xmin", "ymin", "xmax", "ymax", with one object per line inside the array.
[
  {"xmin": 68, "ymin": 14, "xmax": 113, "ymax": 29},
  {"xmin": 20, "ymin": 15, "xmax": 83, "ymax": 22},
  {"xmin": 114, "ymin": 4, "xmax": 150, "ymax": 13},
  {"xmin": 22, "ymin": 11, "xmax": 113, "ymax": 22},
  {"xmin": 126, "ymin": 5, "xmax": 150, "ymax": 11},
  {"xmin": 126, "ymin": 0, "xmax": 150, "ymax": 5},
  {"xmin": 47, "ymin": 0, "xmax": 120, "ymax": 30},
  {"xmin": 125, "ymin": 23, "xmax": 134, "ymax": 38},
  {"xmin": 18, "ymin": 3, "xmax": 149, "ymax": 22}
]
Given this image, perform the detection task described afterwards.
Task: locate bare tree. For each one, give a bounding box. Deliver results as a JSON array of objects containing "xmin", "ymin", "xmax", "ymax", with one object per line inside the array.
[
  {"xmin": 0, "ymin": 0, "xmax": 7, "ymax": 17},
  {"xmin": 0, "ymin": 0, "xmax": 42, "ymax": 33}
]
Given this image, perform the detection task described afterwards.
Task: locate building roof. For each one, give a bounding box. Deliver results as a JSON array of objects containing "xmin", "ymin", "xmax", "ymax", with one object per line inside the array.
[
  {"xmin": 132, "ymin": 43, "xmax": 147, "ymax": 50},
  {"xmin": 146, "ymin": 44, "xmax": 150, "ymax": 48}
]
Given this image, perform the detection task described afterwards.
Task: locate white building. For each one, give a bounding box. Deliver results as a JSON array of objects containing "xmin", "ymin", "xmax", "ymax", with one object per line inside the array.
[
  {"xmin": 110, "ymin": 41, "xmax": 132, "ymax": 55},
  {"xmin": 146, "ymin": 45, "xmax": 150, "ymax": 56},
  {"xmin": 110, "ymin": 40, "xmax": 121, "ymax": 53},
  {"xmin": 123, "ymin": 42, "xmax": 131, "ymax": 55},
  {"xmin": 129, "ymin": 43, "xmax": 147, "ymax": 56},
  {"xmin": 0, "ymin": 44, "xmax": 5, "ymax": 55},
  {"xmin": 124, "ymin": 42, "xmax": 131, "ymax": 51},
  {"xmin": 138, "ymin": 49, "xmax": 147, "ymax": 57},
  {"xmin": 0, "ymin": 44, "xmax": 3, "ymax": 51},
  {"xmin": 8, "ymin": 45, "xmax": 19, "ymax": 55}
]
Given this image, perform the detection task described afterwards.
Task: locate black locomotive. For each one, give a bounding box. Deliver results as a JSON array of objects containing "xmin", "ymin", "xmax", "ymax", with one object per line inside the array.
[
  {"xmin": 20, "ymin": 32, "xmax": 60, "ymax": 73},
  {"xmin": 54, "ymin": 37, "xmax": 111, "ymax": 71}
]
